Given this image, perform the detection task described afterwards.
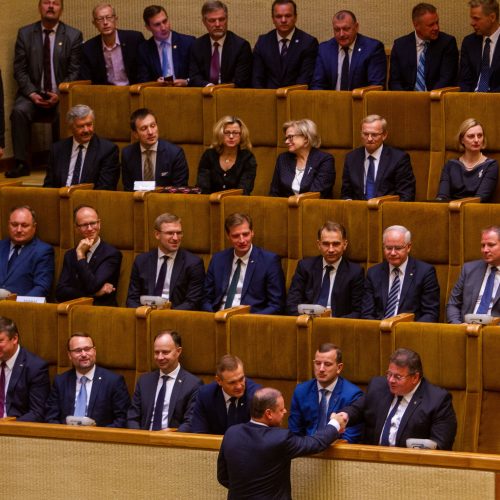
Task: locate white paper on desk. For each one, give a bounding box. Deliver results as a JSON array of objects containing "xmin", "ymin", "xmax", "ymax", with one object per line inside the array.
[
  {"xmin": 134, "ymin": 181, "xmax": 156, "ymax": 191},
  {"xmin": 16, "ymin": 296, "xmax": 46, "ymax": 303}
]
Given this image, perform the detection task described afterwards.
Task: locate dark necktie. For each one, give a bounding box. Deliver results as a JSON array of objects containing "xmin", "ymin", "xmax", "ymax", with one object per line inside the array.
[
  {"xmin": 415, "ymin": 41, "xmax": 428, "ymax": 91},
  {"xmin": 478, "ymin": 37, "xmax": 491, "ymax": 92},
  {"xmin": 160, "ymin": 40, "xmax": 170, "ymax": 78},
  {"xmin": 365, "ymin": 155, "xmax": 376, "ymax": 199},
  {"xmin": 225, "ymin": 259, "xmax": 241, "ymax": 309},
  {"xmin": 380, "ymin": 395, "xmax": 403, "ymax": 446},
  {"xmin": 43, "ymin": 28, "xmax": 53, "ymax": 92},
  {"xmin": 317, "ymin": 388, "xmax": 329, "ymax": 430},
  {"xmin": 71, "ymin": 145, "xmax": 84, "ymax": 185},
  {"xmin": 317, "ymin": 265, "xmax": 333, "ymax": 306},
  {"xmin": 384, "ymin": 268, "xmax": 400, "ymax": 318},
  {"xmin": 0, "ymin": 361, "xmax": 6, "ymax": 418},
  {"xmin": 152, "ymin": 375, "xmax": 168, "ymax": 431},
  {"xmin": 280, "ymin": 38, "xmax": 288, "ymax": 58},
  {"xmin": 477, "ymin": 266, "xmax": 498, "ymax": 314},
  {"xmin": 340, "ymin": 46, "xmax": 350, "ymax": 90},
  {"xmin": 210, "ymin": 42, "xmax": 220, "ymax": 84},
  {"xmin": 227, "ymin": 396, "xmax": 237, "ymax": 427},
  {"xmin": 74, "ymin": 375, "xmax": 88, "ymax": 417},
  {"xmin": 143, "ymin": 148, "xmax": 154, "ymax": 181},
  {"xmin": 7, "ymin": 245, "xmax": 21, "ymax": 271},
  {"xmin": 154, "ymin": 256, "xmax": 168, "ymax": 297}
]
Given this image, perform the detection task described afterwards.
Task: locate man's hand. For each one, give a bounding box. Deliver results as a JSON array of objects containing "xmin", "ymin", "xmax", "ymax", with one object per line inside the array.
[
  {"xmin": 29, "ymin": 91, "xmax": 59, "ymax": 108},
  {"xmin": 76, "ymin": 238, "xmax": 94, "ymax": 260},
  {"xmin": 95, "ymin": 283, "xmax": 115, "ymax": 297},
  {"xmin": 331, "ymin": 412, "xmax": 348, "ymax": 432}
]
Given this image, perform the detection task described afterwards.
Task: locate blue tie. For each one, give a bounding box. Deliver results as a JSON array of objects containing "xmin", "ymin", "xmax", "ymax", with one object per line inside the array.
[
  {"xmin": 317, "ymin": 265, "xmax": 333, "ymax": 306},
  {"xmin": 340, "ymin": 46, "xmax": 350, "ymax": 90},
  {"xmin": 477, "ymin": 266, "xmax": 497, "ymax": 314},
  {"xmin": 380, "ymin": 395, "xmax": 403, "ymax": 446},
  {"xmin": 74, "ymin": 375, "xmax": 88, "ymax": 417},
  {"xmin": 71, "ymin": 145, "xmax": 84, "ymax": 185},
  {"xmin": 161, "ymin": 41, "xmax": 170, "ymax": 78},
  {"xmin": 365, "ymin": 155, "xmax": 376, "ymax": 199},
  {"xmin": 152, "ymin": 375, "xmax": 167, "ymax": 430},
  {"xmin": 227, "ymin": 396, "xmax": 237, "ymax": 427},
  {"xmin": 7, "ymin": 245, "xmax": 21, "ymax": 271},
  {"xmin": 154, "ymin": 256, "xmax": 168, "ymax": 297},
  {"xmin": 415, "ymin": 41, "xmax": 428, "ymax": 91},
  {"xmin": 477, "ymin": 37, "xmax": 491, "ymax": 92},
  {"xmin": 384, "ymin": 268, "xmax": 400, "ymax": 318},
  {"xmin": 317, "ymin": 388, "xmax": 329, "ymax": 430}
]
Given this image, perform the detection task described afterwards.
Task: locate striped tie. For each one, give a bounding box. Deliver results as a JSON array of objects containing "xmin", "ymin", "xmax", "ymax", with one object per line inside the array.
[
  {"xmin": 384, "ymin": 268, "xmax": 400, "ymax": 318},
  {"xmin": 415, "ymin": 42, "xmax": 428, "ymax": 91}
]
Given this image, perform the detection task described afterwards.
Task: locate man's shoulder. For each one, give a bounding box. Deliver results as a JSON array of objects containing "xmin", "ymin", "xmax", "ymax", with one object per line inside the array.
[
  {"xmin": 97, "ymin": 240, "xmax": 120, "ymax": 255},
  {"xmin": 251, "ymin": 245, "xmax": 280, "ymax": 263},
  {"xmin": 193, "ymin": 33, "xmax": 210, "ymax": 47},
  {"xmin": 392, "ymin": 32, "xmax": 414, "ymax": 48},
  {"xmin": 225, "ymin": 30, "xmax": 250, "ymax": 47},
  {"xmin": 134, "ymin": 249, "xmax": 156, "ymax": 264},
  {"xmin": 121, "ymin": 141, "xmax": 140, "ymax": 156},
  {"xmin": 337, "ymin": 376, "xmax": 363, "ymax": 395},
  {"xmin": 297, "ymin": 255, "xmax": 322, "ymax": 269},
  {"xmin": 95, "ymin": 365, "xmax": 123, "ymax": 383},
  {"xmin": 407, "ymin": 256, "xmax": 435, "ymax": 273},
  {"xmin": 90, "ymin": 134, "xmax": 118, "ymax": 151},
  {"xmin": 435, "ymin": 31, "xmax": 457, "ymax": 45},
  {"xmin": 366, "ymin": 261, "xmax": 387, "ymax": 277},
  {"xmin": 18, "ymin": 346, "xmax": 47, "ymax": 369},
  {"xmin": 117, "ymin": 29, "xmax": 145, "ymax": 42},
  {"xmin": 381, "ymin": 144, "xmax": 409, "ymax": 161},
  {"xmin": 418, "ymin": 377, "xmax": 450, "ymax": 400},
  {"xmin": 197, "ymin": 381, "xmax": 220, "ymax": 399},
  {"xmin": 345, "ymin": 146, "xmax": 365, "ymax": 160},
  {"xmin": 356, "ymin": 33, "xmax": 384, "ymax": 49},
  {"xmin": 461, "ymin": 32, "xmax": 481, "ymax": 47},
  {"xmin": 17, "ymin": 21, "xmax": 40, "ymax": 36},
  {"xmin": 56, "ymin": 21, "xmax": 83, "ymax": 39},
  {"xmin": 30, "ymin": 236, "xmax": 53, "ymax": 253},
  {"xmin": 293, "ymin": 378, "xmax": 317, "ymax": 396},
  {"xmin": 292, "ymin": 27, "xmax": 317, "ymax": 44},
  {"xmin": 176, "ymin": 248, "xmax": 203, "ymax": 266},
  {"xmin": 171, "ymin": 30, "xmax": 196, "ymax": 44},
  {"xmin": 178, "ymin": 367, "xmax": 203, "ymax": 386},
  {"xmin": 462, "ymin": 260, "xmax": 486, "ymax": 274},
  {"xmin": 157, "ymin": 138, "xmax": 183, "ymax": 153},
  {"xmin": 318, "ymin": 38, "xmax": 337, "ymax": 52},
  {"xmin": 339, "ymin": 258, "xmax": 363, "ymax": 273}
]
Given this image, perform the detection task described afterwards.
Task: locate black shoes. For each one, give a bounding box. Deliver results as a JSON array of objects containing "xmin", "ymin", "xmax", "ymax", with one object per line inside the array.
[{"xmin": 5, "ymin": 163, "xmax": 30, "ymax": 178}]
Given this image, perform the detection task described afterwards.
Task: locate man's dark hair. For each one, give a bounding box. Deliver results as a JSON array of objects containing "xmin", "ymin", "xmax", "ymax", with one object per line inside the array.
[
  {"xmin": 154, "ymin": 330, "xmax": 182, "ymax": 347},
  {"xmin": 389, "ymin": 348, "xmax": 423, "ymax": 377},
  {"xmin": 10, "ymin": 205, "xmax": 37, "ymax": 224},
  {"xmin": 272, "ymin": 0, "xmax": 297, "ymax": 15},
  {"xmin": 0, "ymin": 317, "xmax": 19, "ymax": 340},
  {"xmin": 317, "ymin": 343, "xmax": 342, "ymax": 363},
  {"xmin": 317, "ymin": 221, "xmax": 347, "ymax": 240},
  {"xmin": 251, "ymin": 388, "xmax": 282, "ymax": 418},
  {"xmin": 333, "ymin": 10, "xmax": 357, "ymax": 23},
  {"xmin": 202, "ymin": 1, "xmax": 228, "ymax": 17},
  {"xmin": 224, "ymin": 213, "xmax": 252, "ymax": 234},
  {"xmin": 130, "ymin": 108, "xmax": 157, "ymax": 132},
  {"xmin": 216, "ymin": 354, "xmax": 243, "ymax": 377},
  {"xmin": 67, "ymin": 332, "xmax": 94, "ymax": 351},
  {"xmin": 412, "ymin": 3, "xmax": 437, "ymax": 20},
  {"xmin": 143, "ymin": 5, "xmax": 167, "ymax": 25}
]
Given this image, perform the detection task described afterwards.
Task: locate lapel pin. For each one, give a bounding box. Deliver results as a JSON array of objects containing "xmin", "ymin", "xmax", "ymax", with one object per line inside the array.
[
  {"xmin": 58, "ymin": 42, "xmax": 63, "ymax": 46},
  {"xmin": 173, "ymin": 45, "xmax": 177, "ymax": 49}
]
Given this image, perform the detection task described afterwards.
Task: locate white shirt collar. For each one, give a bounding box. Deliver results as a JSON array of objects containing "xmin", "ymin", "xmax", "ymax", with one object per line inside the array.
[
  {"xmin": 160, "ymin": 362, "xmax": 181, "ymax": 378},
  {"xmin": 5, "ymin": 345, "xmax": 20, "ymax": 371},
  {"xmin": 365, "ymin": 144, "xmax": 384, "ymax": 161},
  {"xmin": 76, "ymin": 364, "xmax": 96, "ymax": 382}
]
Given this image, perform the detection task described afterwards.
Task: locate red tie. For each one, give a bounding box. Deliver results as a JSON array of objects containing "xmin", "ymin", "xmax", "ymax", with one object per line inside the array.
[
  {"xmin": 43, "ymin": 28, "xmax": 53, "ymax": 92},
  {"xmin": 0, "ymin": 361, "xmax": 6, "ymax": 418},
  {"xmin": 210, "ymin": 42, "xmax": 220, "ymax": 84}
]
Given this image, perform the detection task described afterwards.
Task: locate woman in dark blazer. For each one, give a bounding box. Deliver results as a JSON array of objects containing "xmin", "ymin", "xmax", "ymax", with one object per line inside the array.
[
  {"xmin": 196, "ymin": 116, "xmax": 257, "ymax": 195},
  {"xmin": 269, "ymin": 119, "xmax": 335, "ymax": 198},
  {"xmin": 436, "ymin": 118, "xmax": 498, "ymax": 202}
]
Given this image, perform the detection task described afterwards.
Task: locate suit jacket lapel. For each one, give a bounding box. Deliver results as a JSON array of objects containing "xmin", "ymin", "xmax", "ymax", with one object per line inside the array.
[
  {"xmin": 60, "ymin": 138, "xmax": 73, "ymax": 185},
  {"xmin": 169, "ymin": 250, "xmax": 183, "ymax": 296},
  {"xmin": 81, "ymin": 136, "xmax": 98, "ymax": 182},
  {"xmin": 32, "ymin": 23, "xmax": 44, "ymax": 85},
  {"xmin": 241, "ymin": 248, "xmax": 257, "ymax": 298},
  {"xmin": 470, "ymin": 262, "xmax": 487, "ymax": 310},
  {"xmin": 331, "ymin": 41, "xmax": 340, "ymax": 88},
  {"xmin": 65, "ymin": 370, "xmax": 78, "ymax": 416},
  {"xmin": 312, "ymin": 257, "xmax": 324, "ymax": 302},
  {"xmin": 6, "ymin": 239, "xmax": 35, "ymax": 280},
  {"xmin": 396, "ymin": 383, "xmax": 424, "ymax": 443},
  {"xmin": 53, "ymin": 23, "xmax": 67, "ymax": 84},
  {"xmin": 379, "ymin": 261, "xmax": 390, "ymax": 310},
  {"xmin": 221, "ymin": 251, "xmax": 233, "ymax": 296},
  {"xmin": 87, "ymin": 367, "xmax": 102, "ymax": 417},
  {"xmin": 6, "ymin": 349, "xmax": 26, "ymax": 406},
  {"xmin": 0, "ymin": 240, "xmax": 9, "ymax": 283},
  {"xmin": 328, "ymin": 377, "xmax": 343, "ymax": 411},
  {"xmin": 331, "ymin": 259, "xmax": 348, "ymax": 312},
  {"xmin": 375, "ymin": 147, "xmax": 389, "ymax": 186},
  {"xmin": 167, "ymin": 368, "xmax": 184, "ymax": 425},
  {"xmin": 399, "ymin": 258, "xmax": 416, "ymax": 308},
  {"xmin": 375, "ymin": 390, "xmax": 395, "ymax": 441},
  {"xmin": 148, "ymin": 251, "xmax": 158, "ymax": 295}
]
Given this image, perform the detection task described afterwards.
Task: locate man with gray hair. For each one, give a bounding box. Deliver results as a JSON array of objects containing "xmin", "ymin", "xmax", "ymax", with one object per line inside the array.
[
  {"xmin": 341, "ymin": 114, "xmax": 416, "ymax": 201},
  {"xmin": 43, "ymin": 104, "xmax": 119, "ymax": 189},
  {"xmin": 126, "ymin": 212, "xmax": 205, "ymax": 309},
  {"xmin": 362, "ymin": 225, "xmax": 440, "ymax": 321}
]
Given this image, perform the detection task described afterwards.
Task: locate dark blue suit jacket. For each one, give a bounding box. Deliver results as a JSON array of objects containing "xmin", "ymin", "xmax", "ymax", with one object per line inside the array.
[
  {"xmin": 311, "ymin": 33, "xmax": 386, "ymax": 90},
  {"xmin": 6, "ymin": 347, "xmax": 50, "ymax": 422},
  {"xmin": 79, "ymin": 29, "xmax": 145, "ymax": 84},
  {"xmin": 252, "ymin": 28, "xmax": 318, "ymax": 88},
  {"xmin": 341, "ymin": 145, "xmax": 416, "ymax": 201},
  {"xmin": 361, "ymin": 256, "xmax": 440, "ymax": 322},
  {"xmin": 288, "ymin": 377, "xmax": 363, "ymax": 443},
  {"xmin": 286, "ymin": 256, "xmax": 364, "ymax": 317},
  {"xmin": 56, "ymin": 240, "xmax": 122, "ymax": 306},
  {"xmin": 126, "ymin": 248, "xmax": 205, "ymax": 310},
  {"xmin": 189, "ymin": 31, "xmax": 252, "ymax": 88},
  {"xmin": 45, "ymin": 365, "xmax": 130, "ymax": 427},
  {"xmin": 218, "ymin": 420, "xmax": 339, "ymax": 499},
  {"xmin": 460, "ymin": 32, "xmax": 500, "ymax": 92},
  {"xmin": 342, "ymin": 376, "xmax": 457, "ymax": 450},
  {"xmin": 44, "ymin": 134, "xmax": 120, "ymax": 190},
  {"xmin": 202, "ymin": 246, "xmax": 286, "ymax": 314},
  {"xmin": 121, "ymin": 139, "xmax": 189, "ymax": 191},
  {"xmin": 127, "ymin": 366, "xmax": 202, "ymax": 430},
  {"xmin": 269, "ymin": 148, "xmax": 335, "ymax": 198},
  {"xmin": 389, "ymin": 31, "xmax": 458, "ymax": 90},
  {"xmin": 184, "ymin": 378, "xmax": 261, "ymax": 434},
  {"xmin": 136, "ymin": 31, "xmax": 195, "ymax": 82},
  {"xmin": 0, "ymin": 237, "xmax": 54, "ymax": 297}
]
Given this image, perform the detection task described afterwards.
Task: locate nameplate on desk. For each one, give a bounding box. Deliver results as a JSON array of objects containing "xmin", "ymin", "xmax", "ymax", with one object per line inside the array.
[
  {"xmin": 134, "ymin": 181, "xmax": 156, "ymax": 191},
  {"xmin": 16, "ymin": 296, "xmax": 46, "ymax": 303}
]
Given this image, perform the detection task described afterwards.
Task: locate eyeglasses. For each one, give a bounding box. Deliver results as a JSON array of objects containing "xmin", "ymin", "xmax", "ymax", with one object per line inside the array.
[
  {"xmin": 385, "ymin": 371, "xmax": 412, "ymax": 382},
  {"xmin": 361, "ymin": 132, "xmax": 384, "ymax": 139},
  {"xmin": 223, "ymin": 131, "xmax": 241, "ymax": 136},
  {"xmin": 76, "ymin": 220, "xmax": 100, "ymax": 229},
  {"xmin": 158, "ymin": 230, "xmax": 183, "ymax": 237},
  {"xmin": 94, "ymin": 15, "xmax": 115, "ymax": 23},
  {"xmin": 284, "ymin": 134, "xmax": 302, "ymax": 142},
  {"xmin": 383, "ymin": 245, "xmax": 408, "ymax": 252},
  {"xmin": 69, "ymin": 346, "xmax": 95, "ymax": 354}
]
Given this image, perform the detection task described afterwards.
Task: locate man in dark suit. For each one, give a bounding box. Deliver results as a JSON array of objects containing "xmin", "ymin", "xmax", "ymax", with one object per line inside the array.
[
  {"xmin": 121, "ymin": 108, "xmax": 188, "ymax": 191},
  {"xmin": 126, "ymin": 212, "xmax": 205, "ymax": 310},
  {"xmin": 56, "ymin": 205, "xmax": 122, "ymax": 306},
  {"xmin": 252, "ymin": 0, "xmax": 318, "ymax": 88},
  {"xmin": 45, "ymin": 332, "xmax": 130, "ymax": 427},
  {"xmin": 127, "ymin": 330, "xmax": 202, "ymax": 430},
  {"xmin": 341, "ymin": 114, "xmax": 416, "ymax": 201},
  {"xmin": 0, "ymin": 317, "xmax": 50, "ymax": 422},
  {"xmin": 218, "ymin": 387, "xmax": 346, "ymax": 499},
  {"xmin": 286, "ymin": 221, "xmax": 364, "ymax": 317},
  {"xmin": 339, "ymin": 348, "xmax": 457, "ymax": 450},
  {"xmin": 447, "ymin": 225, "xmax": 500, "ymax": 322},
  {"xmin": 362, "ymin": 225, "xmax": 440, "ymax": 322},
  {"xmin": 43, "ymin": 104, "xmax": 120, "ymax": 190},
  {"xmin": 389, "ymin": 3, "xmax": 458, "ymax": 91},
  {"xmin": 289, "ymin": 343, "xmax": 363, "ymax": 443},
  {"xmin": 310, "ymin": 10, "xmax": 386, "ymax": 90},
  {"xmin": 189, "ymin": 1, "xmax": 252, "ymax": 87},
  {"xmin": 182, "ymin": 354, "xmax": 261, "ymax": 434},
  {"xmin": 202, "ymin": 212, "xmax": 286, "ymax": 314},
  {"xmin": 0, "ymin": 69, "xmax": 4, "ymax": 161},
  {"xmin": 0, "ymin": 205, "xmax": 54, "ymax": 297},
  {"xmin": 137, "ymin": 5, "xmax": 194, "ymax": 85},
  {"xmin": 7, "ymin": 0, "xmax": 82, "ymax": 178},
  {"xmin": 459, "ymin": 0, "xmax": 500, "ymax": 92},
  {"xmin": 79, "ymin": 3, "xmax": 144, "ymax": 85}
]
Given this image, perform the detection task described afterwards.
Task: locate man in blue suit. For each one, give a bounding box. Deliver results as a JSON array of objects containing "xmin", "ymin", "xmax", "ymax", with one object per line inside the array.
[
  {"xmin": 45, "ymin": 332, "xmax": 130, "ymax": 427},
  {"xmin": 126, "ymin": 212, "xmax": 205, "ymax": 310},
  {"xmin": 459, "ymin": 0, "xmax": 500, "ymax": 92},
  {"xmin": 286, "ymin": 221, "xmax": 364, "ymax": 317},
  {"xmin": 0, "ymin": 317, "xmax": 50, "ymax": 422},
  {"xmin": 289, "ymin": 343, "xmax": 363, "ymax": 443},
  {"xmin": 202, "ymin": 212, "xmax": 286, "ymax": 314},
  {"xmin": 362, "ymin": 225, "xmax": 440, "ymax": 322},
  {"xmin": 389, "ymin": 3, "xmax": 458, "ymax": 91},
  {"xmin": 127, "ymin": 330, "xmax": 202, "ymax": 430},
  {"xmin": 447, "ymin": 226, "xmax": 500, "ymax": 322},
  {"xmin": 252, "ymin": 0, "xmax": 318, "ymax": 88},
  {"xmin": 311, "ymin": 10, "xmax": 386, "ymax": 90},
  {"xmin": 121, "ymin": 108, "xmax": 188, "ymax": 191},
  {"xmin": 182, "ymin": 354, "xmax": 261, "ymax": 434},
  {"xmin": 0, "ymin": 205, "xmax": 54, "ymax": 298},
  {"xmin": 137, "ymin": 5, "xmax": 194, "ymax": 85},
  {"xmin": 341, "ymin": 115, "xmax": 416, "ymax": 201},
  {"xmin": 218, "ymin": 387, "xmax": 346, "ymax": 499},
  {"xmin": 79, "ymin": 3, "xmax": 144, "ymax": 85}
]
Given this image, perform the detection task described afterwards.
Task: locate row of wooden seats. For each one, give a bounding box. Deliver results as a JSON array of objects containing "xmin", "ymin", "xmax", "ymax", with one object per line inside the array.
[
  {"xmin": 59, "ymin": 82, "xmax": 500, "ymax": 201},
  {"xmin": 2, "ymin": 297, "xmax": 500, "ymax": 455}
]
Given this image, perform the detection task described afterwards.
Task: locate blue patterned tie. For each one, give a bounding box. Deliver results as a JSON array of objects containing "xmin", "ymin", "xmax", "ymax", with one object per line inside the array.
[
  {"xmin": 384, "ymin": 268, "xmax": 400, "ymax": 318},
  {"xmin": 161, "ymin": 41, "xmax": 170, "ymax": 78},
  {"xmin": 365, "ymin": 155, "xmax": 376, "ymax": 199},
  {"xmin": 477, "ymin": 37, "xmax": 491, "ymax": 92},
  {"xmin": 152, "ymin": 375, "xmax": 167, "ymax": 430},
  {"xmin": 380, "ymin": 395, "xmax": 403, "ymax": 446},
  {"xmin": 477, "ymin": 266, "xmax": 497, "ymax": 314},
  {"xmin": 74, "ymin": 375, "xmax": 88, "ymax": 417},
  {"xmin": 415, "ymin": 41, "xmax": 428, "ymax": 91},
  {"xmin": 317, "ymin": 388, "xmax": 329, "ymax": 430},
  {"xmin": 317, "ymin": 265, "xmax": 333, "ymax": 306}
]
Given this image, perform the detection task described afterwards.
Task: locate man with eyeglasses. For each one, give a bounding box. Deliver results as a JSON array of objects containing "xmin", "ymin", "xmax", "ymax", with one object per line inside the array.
[
  {"xmin": 45, "ymin": 332, "xmax": 130, "ymax": 427},
  {"xmin": 56, "ymin": 205, "xmax": 122, "ymax": 306},
  {"xmin": 362, "ymin": 225, "xmax": 440, "ymax": 322},
  {"xmin": 79, "ymin": 2, "xmax": 144, "ymax": 85},
  {"xmin": 288, "ymin": 343, "xmax": 363, "ymax": 443},
  {"xmin": 341, "ymin": 114, "xmax": 416, "ymax": 201},
  {"xmin": 126, "ymin": 212, "xmax": 205, "ymax": 309},
  {"xmin": 338, "ymin": 348, "xmax": 457, "ymax": 449}
]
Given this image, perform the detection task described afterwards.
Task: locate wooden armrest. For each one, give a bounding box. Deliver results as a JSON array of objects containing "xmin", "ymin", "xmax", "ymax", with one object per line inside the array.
[
  {"xmin": 215, "ymin": 305, "xmax": 251, "ymax": 322},
  {"xmin": 276, "ymin": 84, "xmax": 308, "ymax": 97},
  {"xmin": 367, "ymin": 195, "xmax": 400, "ymax": 208},
  {"xmin": 209, "ymin": 189, "xmax": 244, "ymax": 202},
  {"xmin": 430, "ymin": 87, "xmax": 461, "ymax": 100},
  {"xmin": 352, "ymin": 85, "xmax": 384, "ymax": 99},
  {"xmin": 288, "ymin": 192, "xmax": 320, "ymax": 206},
  {"xmin": 59, "ymin": 80, "xmax": 92, "ymax": 93}
]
